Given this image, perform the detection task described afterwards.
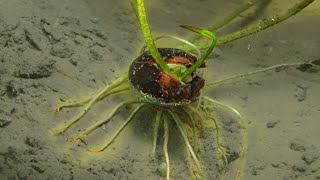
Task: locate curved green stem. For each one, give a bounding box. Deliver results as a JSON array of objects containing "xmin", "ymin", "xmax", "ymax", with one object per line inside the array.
[
  {"xmin": 189, "ymin": 0, "xmax": 262, "ymax": 43},
  {"xmin": 217, "ymin": 0, "xmax": 314, "ymax": 45},
  {"xmin": 180, "ymin": 0, "xmax": 315, "ymax": 51},
  {"xmin": 132, "ymin": 0, "xmax": 171, "ymax": 74},
  {"xmin": 179, "ymin": 25, "xmax": 217, "ymax": 81}
]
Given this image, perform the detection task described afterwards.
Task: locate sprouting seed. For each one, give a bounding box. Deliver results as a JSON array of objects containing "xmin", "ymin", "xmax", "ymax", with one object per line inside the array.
[{"xmin": 52, "ymin": 0, "xmax": 316, "ymax": 179}]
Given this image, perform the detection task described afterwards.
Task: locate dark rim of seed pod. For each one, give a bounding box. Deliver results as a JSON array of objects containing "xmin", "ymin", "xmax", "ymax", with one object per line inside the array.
[{"xmin": 128, "ymin": 48, "xmax": 205, "ymax": 106}]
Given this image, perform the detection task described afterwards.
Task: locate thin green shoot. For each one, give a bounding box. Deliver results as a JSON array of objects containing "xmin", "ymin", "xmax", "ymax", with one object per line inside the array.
[
  {"xmin": 188, "ymin": 0, "xmax": 262, "ymax": 43},
  {"xmin": 179, "ymin": 25, "xmax": 217, "ymax": 81},
  {"xmin": 179, "ymin": 0, "xmax": 315, "ymax": 51},
  {"xmin": 131, "ymin": 0, "xmax": 171, "ymax": 74}
]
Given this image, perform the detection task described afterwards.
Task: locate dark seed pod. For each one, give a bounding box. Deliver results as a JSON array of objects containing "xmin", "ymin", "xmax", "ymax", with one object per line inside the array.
[{"xmin": 128, "ymin": 48, "xmax": 205, "ymax": 106}]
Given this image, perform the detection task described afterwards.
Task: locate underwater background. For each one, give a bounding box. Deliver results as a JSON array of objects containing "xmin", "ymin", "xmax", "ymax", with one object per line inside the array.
[{"xmin": 0, "ymin": 0, "xmax": 319, "ymax": 179}]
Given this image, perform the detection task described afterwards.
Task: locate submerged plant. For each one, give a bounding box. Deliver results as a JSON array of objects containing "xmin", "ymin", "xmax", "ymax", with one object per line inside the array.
[{"xmin": 53, "ymin": 0, "xmax": 317, "ymax": 179}]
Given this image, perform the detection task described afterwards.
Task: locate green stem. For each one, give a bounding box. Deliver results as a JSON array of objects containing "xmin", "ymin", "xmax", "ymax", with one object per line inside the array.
[
  {"xmin": 180, "ymin": 0, "xmax": 315, "ymax": 51},
  {"xmin": 133, "ymin": 0, "xmax": 171, "ymax": 74},
  {"xmin": 189, "ymin": 0, "xmax": 261, "ymax": 43},
  {"xmin": 180, "ymin": 26, "xmax": 217, "ymax": 81}
]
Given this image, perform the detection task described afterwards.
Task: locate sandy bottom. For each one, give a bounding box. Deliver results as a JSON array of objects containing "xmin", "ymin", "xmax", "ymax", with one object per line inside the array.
[{"xmin": 0, "ymin": 0, "xmax": 320, "ymax": 179}]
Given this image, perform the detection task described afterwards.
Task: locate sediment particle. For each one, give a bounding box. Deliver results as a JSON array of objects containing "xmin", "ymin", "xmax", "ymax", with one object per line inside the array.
[
  {"xmin": 13, "ymin": 27, "xmax": 26, "ymax": 44},
  {"xmin": 42, "ymin": 24, "xmax": 63, "ymax": 42},
  {"xmin": 290, "ymin": 140, "xmax": 306, "ymax": 152},
  {"xmin": 90, "ymin": 46, "xmax": 105, "ymax": 61},
  {"xmin": 302, "ymin": 152, "xmax": 319, "ymax": 165},
  {"xmin": 86, "ymin": 28, "xmax": 108, "ymax": 40},
  {"xmin": 69, "ymin": 56, "xmax": 78, "ymax": 66},
  {"xmin": 15, "ymin": 58, "xmax": 55, "ymax": 79},
  {"xmin": 0, "ymin": 116, "xmax": 11, "ymax": 128},
  {"xmin": 0, "ymin": 33, "xmax": 10, "ymax": 47},
  {"xmin": 74, "ymin": 35, "xmax": 93, "ymax": 47},
  {"xmin": 250, "ymin": 164, "xmax": 266, "ymax": 176},
  {"xmin": 90, "ymin": 18, "xmax": 99, "ymax": 24},
  {"xmin": 24, "ymin": 23, "xmax": 47, "ymax": 51},
  {"xmin": 296, "ymin": 62, "xmax": 319, "ymax": 73},
  {"xmin": 294, "ymin": 84, "xmax": 307, "ymax": 102},
  {"xmin": 59, "ymin": 16, "xmax": 80, "ymax": 26},
  {"xmin": 31, "ymin": 164, "xmax": 45, "ymax": 173},
  {"xmin": 266, "ymin": 120, "xmax": 279, "ymax": 128},
  {"xmin": 25, "ymin": 137, "xmax": 43, "ymax": 149},
  {"xmin": 50, "ymin": 41, "xmax": 74, "ymax": 58},
  {"xmin": 6, "ymin": 80, "xmax": 21, "ymax": 98},
  {"xmin": 311, "ymin": 59, "xmax": 320, "ymax": 65},
  {"xmin": 227, "ymin": 150, "xmax": 239, "ymax": 163},
  {"xmin": 2, "ymin": 146, "xmax": 19, "ymax": 163},
  {"xmin": 292, "ymin": 163, "xmax": 307, "ymax": 173}
]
